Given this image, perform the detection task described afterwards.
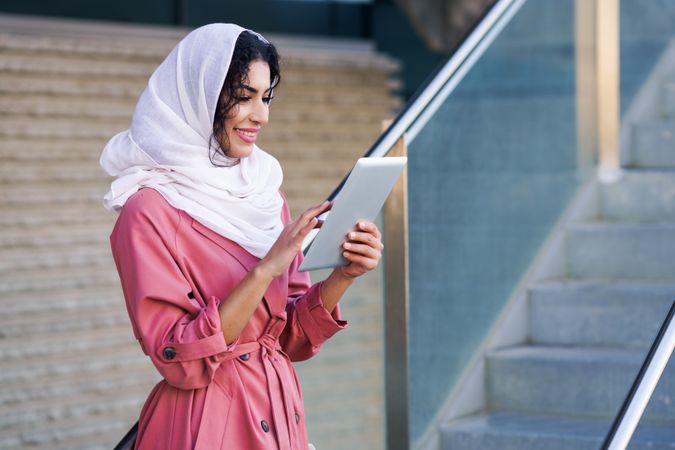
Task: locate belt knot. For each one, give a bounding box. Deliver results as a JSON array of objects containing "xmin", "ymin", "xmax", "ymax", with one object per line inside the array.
[{"xmin": 258, "ymin": 333, "xmax": 280, "ymax": 353}]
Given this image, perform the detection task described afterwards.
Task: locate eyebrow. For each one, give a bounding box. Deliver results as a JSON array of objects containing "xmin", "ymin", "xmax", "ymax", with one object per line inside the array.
[{"xmin": 238, "ymin": 83, "xmax": 272, "ymax": 94}]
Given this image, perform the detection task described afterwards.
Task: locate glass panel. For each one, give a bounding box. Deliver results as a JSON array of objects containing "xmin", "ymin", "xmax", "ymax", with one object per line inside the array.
[{"xmin": 405, "ymin": 0, "xmax": 584, "ymax": 443}]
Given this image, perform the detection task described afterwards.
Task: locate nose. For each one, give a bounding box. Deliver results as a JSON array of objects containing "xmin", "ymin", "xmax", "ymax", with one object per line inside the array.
[{"xmin": 250, "ymin": 99, "xmax": 269, "ymax": 126}]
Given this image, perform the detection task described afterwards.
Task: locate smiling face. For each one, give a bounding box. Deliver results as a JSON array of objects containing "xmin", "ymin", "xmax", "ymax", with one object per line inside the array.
[{"xmin": 222, "ymin": 60, "xmax": 273, "ymax": 159}]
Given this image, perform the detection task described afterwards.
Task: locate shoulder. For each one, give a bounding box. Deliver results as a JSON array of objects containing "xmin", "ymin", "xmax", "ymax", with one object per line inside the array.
[{"xmin": 114, "ymin": 188, "xmax": 181, "ymax": 236}]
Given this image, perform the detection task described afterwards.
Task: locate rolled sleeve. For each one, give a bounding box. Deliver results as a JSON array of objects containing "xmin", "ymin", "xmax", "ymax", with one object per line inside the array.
[
  {"xmin": 295, "ymin": 282, "xmax": 348, "ymax": 348},
  {"xmin": 157, "ymin": 296, "xmax": 238, "ymax": 364},
  {"xmin": 282, "ymin": 281, "xmax": 348, "ymax": 361}
]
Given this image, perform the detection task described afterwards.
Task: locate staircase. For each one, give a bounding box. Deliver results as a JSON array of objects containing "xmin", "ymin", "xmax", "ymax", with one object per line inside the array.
[
  {"xmin": 0, "ymin": 15, "xmax": 398, "ymax": 450},
  {"xmin": 440, "ymin": 75, "xmax": 675, "ymax": 447}
]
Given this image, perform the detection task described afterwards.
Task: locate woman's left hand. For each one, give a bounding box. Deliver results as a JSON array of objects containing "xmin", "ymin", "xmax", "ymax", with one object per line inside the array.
[{"xmin": 337, "ymin": 221, "xmax": 383, "ymax": 279}]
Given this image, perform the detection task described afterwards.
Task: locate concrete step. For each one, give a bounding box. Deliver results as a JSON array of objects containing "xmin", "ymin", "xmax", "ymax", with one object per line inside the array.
[
  {"xmin": 629, "ymin": 120, "xmax": 675, "ymax": 168},
  {"xmin": 486, "ymin": 345, "xmax": 675, "ymax": 422},
  {"xmin": 0, "ymin": 366, "xmax": 154, "ymax": 415},
  {"xmin": 0, "ymin": 222, "xmax": 109, "ymax": 248},
  {"xmin": 0, "ymin": 409, "xmax": 137, "ymax": 450},
  {"xmin": 0, "ymin": 265, "xmax": 119, "ymax": 294},
  {"xmin": 0, "ymin": 182, "xmax": 108, "ymax": 206},
  {"xmin": 0, "ymin": 52, "xmax": 157, "ymax": 80},
  {"xmin": 599, "ymin": 171, "xmax": 675, "ymax": 222},
  {"xmin": 0, "ymin": 95, "xmax": 135, "ymax": 120},
  {"xmin": 0, "ymin": 384, "xmax": 149, "ymax": 431},
  {"xmin": 0, "ymin": 31, "xmax": 171, "ymax": 60},
  {"xmin": 528, "ymin": 280, "xmax": 675, "ymax": 348},
  {"xmin": 0, "ymin": 160, "xmax": 109, "ymax": 184},
  {"xmin": 0, "ymin": 204, "xmax": 113, "ymax": 227},
  {"xmin": 0, "ymin": 285, "xmax": 122, "ymax": 317},
  {"xmin": 0, "ymin": 325, "xmax": 134, "ymax": 361},
  {"xmin": 0, "ymin": 31, "xmax": 398, "ymax": 72},
  {"xmin": 0, "ymin": 242, "xmax": 113, "ymax": 272},
  {"xmin": 441, "ymin": 412, "xmax": 675, "ymax": 450},
  {"xmin": 565, "ymin": 222, "xmax": 675, "ymax": 280},
  {"xmin": 0, "ymin": 50, "xmax": 396, "ymax": 89},
  {"xmin": 0, "ymin": 137, "xmax": 108, "ymax": 161},
  {"xmin": 0, "ymin": 72, "xmax": 144, "ymax": 99},
  {"xmin": 0, "ymin": 116, "xmax": 127, "ymax": 139},
  {"xmin": 0, "ymin": 363, "xmax": 157, "ymax": 407},
  {"xmin": 1, "ymin": 302, "xmax": 127, "ymax": 338},
  {"xmin": 1, "ymin": 338, "xmax": 145, "ymax": 385}
]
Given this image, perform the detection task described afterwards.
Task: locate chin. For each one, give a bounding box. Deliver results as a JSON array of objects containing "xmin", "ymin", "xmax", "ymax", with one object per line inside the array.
[{"xmin": 229, "ymin": 145, "xmax": 254, "ymax": 159}]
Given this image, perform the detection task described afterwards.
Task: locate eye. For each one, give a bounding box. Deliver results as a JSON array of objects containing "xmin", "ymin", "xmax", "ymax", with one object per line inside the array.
[
  {"xmin": 263, "ymin": 95, "xmax": 274, "ymax": 105},
  {"xmin": 235, "ymin": 96, "xmax": 251, "ymax": 103}
]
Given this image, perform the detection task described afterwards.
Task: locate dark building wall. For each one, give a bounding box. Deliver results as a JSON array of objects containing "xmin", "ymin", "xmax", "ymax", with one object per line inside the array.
[
  {"xmin": 0, "ymin": 0, "xmax": 370, "ymax": 37},
  {"xmin": 0, "ymin": 0, "xmax": 447, "ymax": 99}
]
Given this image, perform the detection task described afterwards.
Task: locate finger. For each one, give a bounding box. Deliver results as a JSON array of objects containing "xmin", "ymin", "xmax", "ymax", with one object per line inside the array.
[
  {"xmin": 305, "ymin": 200, "xmax": 332, "ymax": 218},
  {"xmin": 298, "ymin": 217, "xmax": 319, "ymax": 236},
  {"xmin": 357, "ymin": 221, "xmax": 381, "ymax": 240},
  {"xmin": 346, "ymin": 231, "xmax": 384, "ymax": 251},
  {"xmin": 342, "ymin": 251, "xmax": 378, "ymax": 271},
  {"xmin": 291, "ymin": 200, "xmax": 332, "ymax": 233},
  {"xmin": 343, "ymin": 242, "xmax": 381, "ymax": 260}
]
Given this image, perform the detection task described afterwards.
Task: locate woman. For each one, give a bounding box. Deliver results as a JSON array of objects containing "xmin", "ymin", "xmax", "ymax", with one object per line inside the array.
[{"xmin": 100, "ymin": 23, "xmax": 383, "ymax": 449}]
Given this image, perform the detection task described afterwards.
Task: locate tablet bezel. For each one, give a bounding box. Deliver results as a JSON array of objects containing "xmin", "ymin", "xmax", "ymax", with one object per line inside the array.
[{"xmin": 298, "ymin": 156, "xmax": 407, "ymax": 272}]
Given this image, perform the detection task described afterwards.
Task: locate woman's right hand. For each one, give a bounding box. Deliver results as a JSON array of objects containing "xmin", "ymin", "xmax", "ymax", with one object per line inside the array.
[{"xmin": 258, "ymin": 200, "xmax": 331, "ymax": 278}]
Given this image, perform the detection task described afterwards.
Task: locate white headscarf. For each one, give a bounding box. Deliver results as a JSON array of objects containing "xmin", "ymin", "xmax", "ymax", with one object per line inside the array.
[{"xmin": 100, "ymin": 23, "xmax": 284, "ymax": 259}]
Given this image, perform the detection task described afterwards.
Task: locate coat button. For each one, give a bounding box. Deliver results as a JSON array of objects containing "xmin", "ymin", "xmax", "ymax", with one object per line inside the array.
[
  {"xmin": 238, "ymin": 353, "xmax": 251, "ymax": 361},
  {"xmin": 163, "ymin": 347, "xmax": 176, "ymax": 360},
  {"xmin": 295, "ymin": 413, "xmax": 300, "ymax": 424},
  {"xmin": 260, "ymin": 420, "xmax": 270, "ymax": 432}
]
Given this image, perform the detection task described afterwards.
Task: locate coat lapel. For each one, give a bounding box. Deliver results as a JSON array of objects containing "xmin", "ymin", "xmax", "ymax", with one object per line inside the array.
[{"xmin": 190, "ymin": 218, "xmax": 287, "ymax": 313}]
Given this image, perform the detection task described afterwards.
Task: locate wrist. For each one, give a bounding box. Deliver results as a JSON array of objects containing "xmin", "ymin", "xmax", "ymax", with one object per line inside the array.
[
  {"xmin": 252, "ymin": 262, "xmax": 277, "ymax": 281},
  {"xmin": 332, "ymin": 266, "xmax": 357, "ymax": 283}
]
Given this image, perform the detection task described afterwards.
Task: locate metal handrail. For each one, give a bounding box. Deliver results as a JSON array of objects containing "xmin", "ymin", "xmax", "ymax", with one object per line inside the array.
[{"xmin": 601, "ymin": 301, "xmax": 675, "ymax": 450}]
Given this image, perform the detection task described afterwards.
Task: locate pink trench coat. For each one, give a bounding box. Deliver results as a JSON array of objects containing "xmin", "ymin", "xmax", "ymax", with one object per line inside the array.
[{"xmin": 110, "ymin": 188, "xmax": 347, "ymax": 450}]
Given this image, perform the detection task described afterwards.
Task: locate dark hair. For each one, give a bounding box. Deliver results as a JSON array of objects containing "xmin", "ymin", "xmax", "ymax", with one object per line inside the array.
[{"xmin": 210, "ymin": 30, "xmax": 281, "ymax": 165}]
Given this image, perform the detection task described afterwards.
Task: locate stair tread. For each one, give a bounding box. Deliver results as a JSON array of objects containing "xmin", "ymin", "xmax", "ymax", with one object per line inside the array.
[
  {"xmin": 528, "ymin": 280, "xmax": 673, "ymax": 348},
  {"xmin": 0, "ymin": 385, "xmax": 149, "ymax": 429},
  {"xmin": 0, "ymin": 284, "xmax": 122, "ymax": 309},
  {"xmin": 0, "ymin": 409, "xmax": 137, "ymax": 449},
  {"xmin": 443, "ymin": 412, "xmax": 675, "ymax": 446},
  {"xmin": 488, "ymin": 345, "xmax": 644, "ymax": 362},
  {"xmin": 0, "ymin": 31, "xmax": 398, "ymax": 69},
  {"xmin": 0, "ymin": 274, "xmax": 119, "ymax": 295},
  {"xmin": 0, "ymin": 326, "xmax": 136, "ymax": 361}
]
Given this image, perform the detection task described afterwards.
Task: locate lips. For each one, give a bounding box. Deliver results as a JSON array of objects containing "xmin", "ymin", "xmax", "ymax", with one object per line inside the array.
[{"xmin": 235, "ymin": 128, "xmax": 259, "ymax": 144}]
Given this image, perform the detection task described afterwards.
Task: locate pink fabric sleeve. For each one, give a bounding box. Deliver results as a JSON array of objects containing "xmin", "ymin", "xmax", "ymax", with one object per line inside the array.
[
  {"xmin": 110, "ymin": 190, "xmax": 236, "ymax": 390},
  {"xmin": 277, "ymin": 195, "xmax": 348, "ymax": 361}
]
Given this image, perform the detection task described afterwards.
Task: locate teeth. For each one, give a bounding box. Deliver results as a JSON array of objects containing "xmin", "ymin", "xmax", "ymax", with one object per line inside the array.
[{"xmin": 237, "ymin": 129, "xmax": 256, "ymax": 137}]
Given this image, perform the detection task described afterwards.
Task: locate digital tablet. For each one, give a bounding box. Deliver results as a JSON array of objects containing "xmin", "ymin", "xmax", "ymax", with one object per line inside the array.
[{"xmin": 298, "ymin": 156, "xmax": 407, "ymax": 272}]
